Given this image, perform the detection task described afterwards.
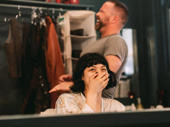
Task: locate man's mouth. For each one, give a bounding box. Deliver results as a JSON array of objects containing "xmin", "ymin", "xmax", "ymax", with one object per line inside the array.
[
  {"xmin": 95, "ymin": 18, "xmax": 102, "ymax": 31},
  {"xmin": 96, "ymin": 19, "xmax": 101, "ymax": 23}
]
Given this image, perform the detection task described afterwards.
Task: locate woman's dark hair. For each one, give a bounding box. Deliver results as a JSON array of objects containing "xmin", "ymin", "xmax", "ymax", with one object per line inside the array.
[{"xmin": 70, "ymin": 53, "xmax": 116, "ymax": 93}]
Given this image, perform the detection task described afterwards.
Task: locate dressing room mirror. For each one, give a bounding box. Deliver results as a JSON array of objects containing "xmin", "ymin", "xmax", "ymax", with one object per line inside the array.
[{"xmin": 0, "ymin": 0, "xmax": 170, "ymax": 118}]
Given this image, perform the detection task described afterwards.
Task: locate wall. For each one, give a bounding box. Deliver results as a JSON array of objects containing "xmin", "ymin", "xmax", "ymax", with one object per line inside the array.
[{"xmin": 121, "ymin": 0, "xmax": 170, "ymax": 108}]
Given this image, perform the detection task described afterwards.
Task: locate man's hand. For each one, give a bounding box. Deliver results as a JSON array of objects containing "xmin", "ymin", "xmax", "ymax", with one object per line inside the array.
[
  {"xmin": 49, "ymin": 82, "xmax": 73, "ymax": 93},
  {"xmin": 59, "ymin": 74, "xmax": 73, "ymax": 83}
]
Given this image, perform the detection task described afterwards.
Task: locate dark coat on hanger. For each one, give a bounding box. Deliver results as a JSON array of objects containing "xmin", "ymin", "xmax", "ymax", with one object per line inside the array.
[{"xmin": 21, "ymin": 24, "xmax": 50, "ymax": 114}]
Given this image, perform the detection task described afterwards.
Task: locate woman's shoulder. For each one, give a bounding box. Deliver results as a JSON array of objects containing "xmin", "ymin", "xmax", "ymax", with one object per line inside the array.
[
  {"xmin": 103, "ymin": 98, "xmax": 125, "ymax": 112},
  {"xmin": 103, "ymin": 98, "xmax": 122, "ymax": 104},
  {"xmin": 58, "ymin": 92, "xmax": 82, "ymax": 100}
]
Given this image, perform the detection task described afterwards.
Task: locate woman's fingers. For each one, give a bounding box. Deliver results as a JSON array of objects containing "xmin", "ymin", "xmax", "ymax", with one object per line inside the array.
[
  {"xmin": 101, "ymin": 78, "xmax": 109, "ymax": 89},
  {"xmin": 90, "ymin": 72, "xmax": 99, "ymax": 80},
  {"xmin": 94, "ymin": 73, "xmax": 109, "ymax": 89},
  {"xmin": 99, "ymin": 73, "xmax": 109, "ymax": 81}
]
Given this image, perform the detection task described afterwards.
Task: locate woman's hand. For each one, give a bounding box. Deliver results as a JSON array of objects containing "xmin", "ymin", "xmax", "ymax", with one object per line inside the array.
[
  {"xmin": 85, "ymin": 72, "xmax": 109, "ymax": 113},
  {"xmin": 87, "ymin": 72, "xmax": 109, "ymax": 94}
]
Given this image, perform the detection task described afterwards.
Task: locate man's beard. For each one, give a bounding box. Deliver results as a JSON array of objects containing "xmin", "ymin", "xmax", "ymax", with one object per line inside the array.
[
  {"xmin": 95, "ymin": 21, "xmax": 103, "ymax": 31},
  {"xmin": 95, "ymin": 17, "xmax": 109, "ymax": 31}
]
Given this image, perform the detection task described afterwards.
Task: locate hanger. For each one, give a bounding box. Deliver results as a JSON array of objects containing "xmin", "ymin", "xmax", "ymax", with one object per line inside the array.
[
  {"xmin": 57, "ymin": 8, "xmax": 65, "ymax": 26},
  {"xmin": 38, "ymin": 8, "xmax": 46, "ymax": 27},
  {"xmin": 51, "ymin": 9, "xmax": 57, "ymax": 24},
  {"xmin": 31, "ymin": 7, "xmax": 38, "ymax": 25},
  {"xmin": 4, "ymin": 17, "xmax": 11, "ymax": 23},
  {"xmin": 15, "ymin": 6, "xmax": 23, "ymax": 22},
  {"xmin": 52, "ymin": 9, "xmax": 55, "ymax": 20}
]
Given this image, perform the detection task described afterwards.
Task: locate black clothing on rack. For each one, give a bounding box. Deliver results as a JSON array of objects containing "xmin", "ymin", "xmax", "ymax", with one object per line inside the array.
[{"xmin": 4, "ymin": 18, "xmax": 51, "ymax": 114}]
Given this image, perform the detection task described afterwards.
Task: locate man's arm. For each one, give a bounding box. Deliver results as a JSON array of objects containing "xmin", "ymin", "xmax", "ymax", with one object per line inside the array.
[
  {"xmin": 49, "ymin": 82, "xmax": 73, "ymax": 93},
  {"xmin": 49, "ymin": 74, "xmax": 73, "ymax": 93},
  {"xmin": 105, "ymin": 55, "xmax": 122, "ymax": 73},
  {"xmin": 59, "ymin": 74, "xmax": 72, "ymax": 83},
  {"xmin": 49, "ymin": 55, "xmax": 121, "ymax": 94}
]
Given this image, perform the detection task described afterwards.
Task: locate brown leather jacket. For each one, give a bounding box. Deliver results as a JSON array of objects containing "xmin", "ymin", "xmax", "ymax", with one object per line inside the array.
[{"xmin": 46, "ymin": 16, "xmax": 65, "ymax": 108}]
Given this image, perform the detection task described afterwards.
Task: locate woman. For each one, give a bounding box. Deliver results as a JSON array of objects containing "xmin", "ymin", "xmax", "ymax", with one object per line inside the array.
[
  {"xmin": 55, "ymin": 53, "xmax": 125, "ymax": 114},
  {"xmin": 40, "ymin": 53, "xmax": 125, "ymax": 115}
]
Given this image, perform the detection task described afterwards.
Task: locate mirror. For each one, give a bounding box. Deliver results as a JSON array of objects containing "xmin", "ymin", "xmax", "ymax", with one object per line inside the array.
[{"xmin": 0, "ymin": 0, "xmax": 170, "ymax": 118}]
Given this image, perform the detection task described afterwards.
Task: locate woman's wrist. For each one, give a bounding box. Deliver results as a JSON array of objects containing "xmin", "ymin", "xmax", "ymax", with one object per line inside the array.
[{"xmin": 85, "ymin": 92, "xmax": 102, "ymax": 112}]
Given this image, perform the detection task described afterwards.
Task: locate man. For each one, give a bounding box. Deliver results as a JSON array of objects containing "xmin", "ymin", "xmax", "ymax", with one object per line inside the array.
[{"xmin": 50, "ymin": 0, "xmax": 128, "ymax": 99}]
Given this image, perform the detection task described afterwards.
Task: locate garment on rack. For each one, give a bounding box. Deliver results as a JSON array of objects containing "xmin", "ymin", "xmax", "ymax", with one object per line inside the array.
[
  {"xmin": 4, "ymin": 15, "xmax": 65, "ymax": 113},
  {"xmin": 21, "ymin": 23, "xmax": 50, "ymax": 114},
  {"xmin": 4, "ymin": 18, "xmax": 23, "ymax": 78},
  {"xmin": 56, "ymin": 22, "xmax": 64, "ymax": 54},
  {"xmin": 34, "ymin": 24, "xmax": 51, "ymax": 113},
  {"xmin": 45, "ymin": 16, "xmax": 65, "ymax": 108}
]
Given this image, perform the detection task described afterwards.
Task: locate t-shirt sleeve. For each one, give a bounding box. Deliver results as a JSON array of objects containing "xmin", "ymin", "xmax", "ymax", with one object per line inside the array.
[
  {"xmin": 55, "ymin": 94, "xmax": 94, "ymax": 114},
  {"xmin": 104, "ymin": 36, "xmax": 128, "ymax": 62}
]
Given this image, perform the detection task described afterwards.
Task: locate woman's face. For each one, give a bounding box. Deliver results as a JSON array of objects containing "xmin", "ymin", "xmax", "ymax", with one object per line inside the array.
[{"xmin": 82, "ymin": 64, "xmax": 108, "ymax": 86}]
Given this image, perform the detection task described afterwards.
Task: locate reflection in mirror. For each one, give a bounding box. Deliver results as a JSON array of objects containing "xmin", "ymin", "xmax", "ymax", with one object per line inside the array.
[{"xmin": 1, "ymin": 0, "xmax": 170, "ymax": 121}]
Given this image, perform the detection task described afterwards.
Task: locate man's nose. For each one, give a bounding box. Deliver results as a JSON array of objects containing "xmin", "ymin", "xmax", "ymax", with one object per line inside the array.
[{"xmin": 96, "ymin": 12, "xmax": 99, "ymax": 16}]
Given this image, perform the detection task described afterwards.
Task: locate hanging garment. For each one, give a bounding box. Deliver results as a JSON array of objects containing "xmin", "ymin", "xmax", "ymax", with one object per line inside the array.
[
  {"xmin": 56, "ymin": 22, "xmax": 64, "ymax": 54},
  {"xmin": 21, "ymin": 23, "xmax": 40, "ymax": 113},
  {"xmin": 4, "ymin": 18, "xmax": 23, "ymax": 78},
  {"xmin": 45, "ymin": 16, "xmax": 65, "ymax": 108},
  {"xmin": 34, "ymin": 24, "xmax": 51, "ymax": 113},
  {"xmin": 56, "ymin": 21, "xmax": 65, "ymax": 66},
  {"xmin": 21, "ymin": 23, "xmax": 50, "ymax": 114}
]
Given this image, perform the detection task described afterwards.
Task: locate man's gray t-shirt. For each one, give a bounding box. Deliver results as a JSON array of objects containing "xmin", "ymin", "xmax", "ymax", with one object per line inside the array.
[{"xmin": 81, "ymin": 34, "xmax": 128, "ymax": 99}]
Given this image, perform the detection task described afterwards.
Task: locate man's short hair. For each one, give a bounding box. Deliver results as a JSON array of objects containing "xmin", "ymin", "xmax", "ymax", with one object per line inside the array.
[{"xmin": 108, "ymin": 0, "xmax": 129, "ymax": 25}]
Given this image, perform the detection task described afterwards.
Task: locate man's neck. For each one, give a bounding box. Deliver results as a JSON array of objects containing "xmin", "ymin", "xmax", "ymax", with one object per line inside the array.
[
  {"xmin": 101, "ymin": 31, "xmax": 120, "ymax": 38},
  {"xmin": 100, "ymin": 25, "xmax": 121, "ymax": 38}
]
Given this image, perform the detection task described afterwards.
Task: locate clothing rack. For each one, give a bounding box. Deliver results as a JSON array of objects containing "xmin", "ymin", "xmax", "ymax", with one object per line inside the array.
[
  {"xmin": 0, "ymin": 0, "xmax": 94, "ymax": 10},
  {"xmin": 0, "ymin": 4, "xmax": 68, "ymax": 12},
  {"xmin": 0, "ymin": 0, "xmax": 95, "ymax": 23}
]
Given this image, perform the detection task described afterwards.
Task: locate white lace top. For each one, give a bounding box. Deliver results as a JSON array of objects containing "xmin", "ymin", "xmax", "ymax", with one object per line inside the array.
[{"xmin": 40, "ymin": 92, "xmax": 125, "ymax": 116}]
